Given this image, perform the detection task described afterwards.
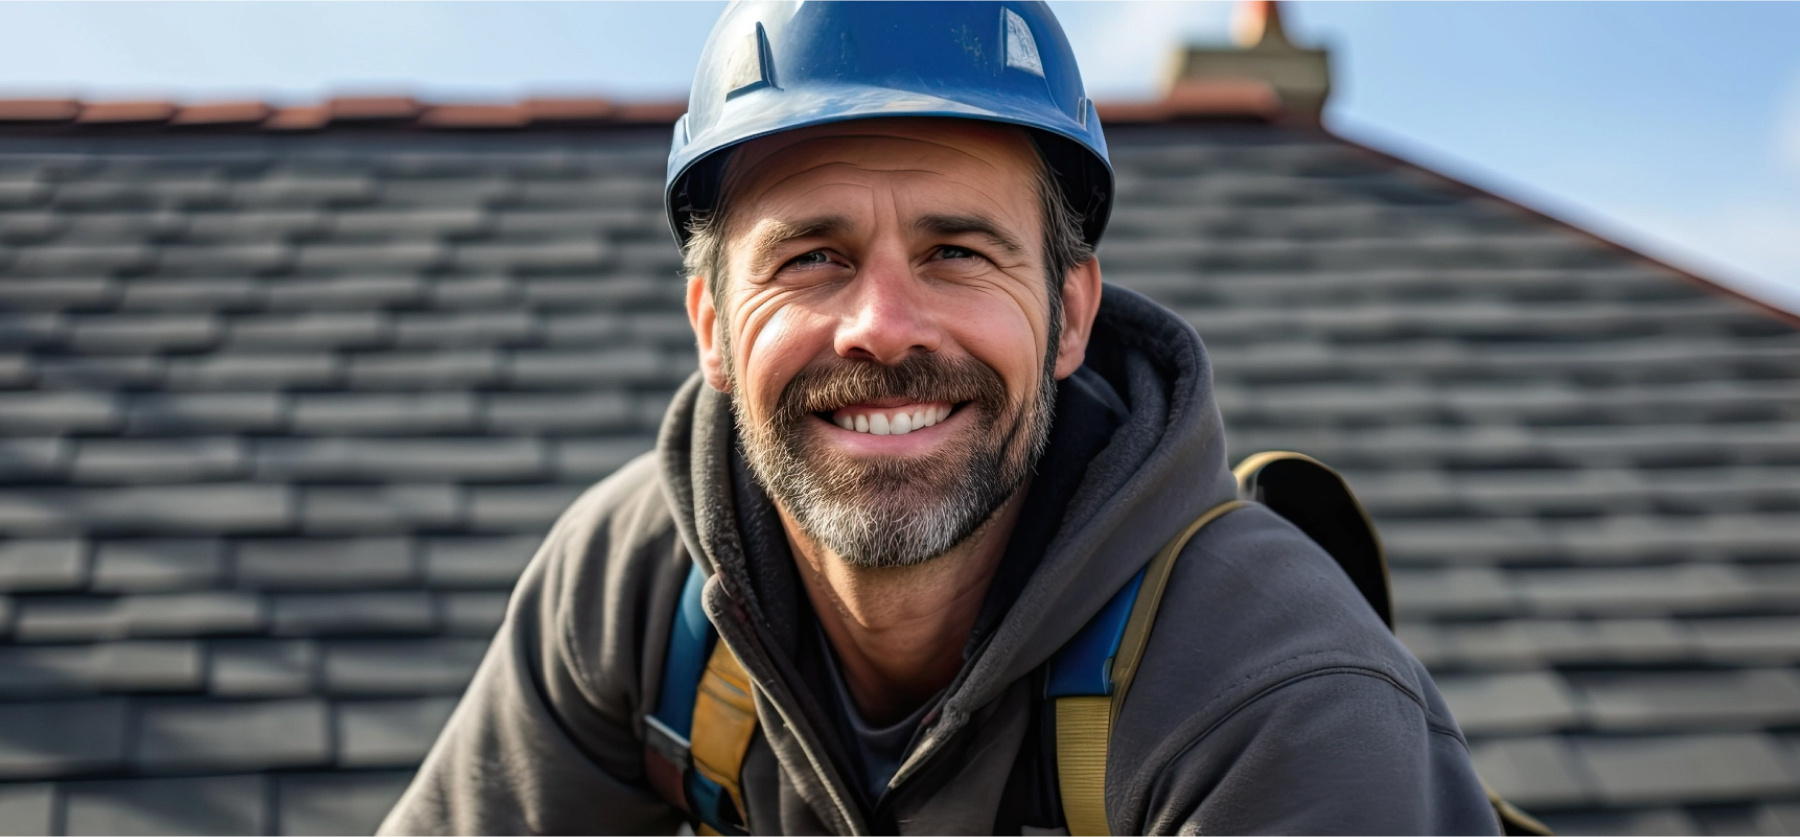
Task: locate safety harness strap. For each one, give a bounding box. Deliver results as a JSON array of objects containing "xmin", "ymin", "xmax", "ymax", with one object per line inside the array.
[
  {"xmin": 1048, "ymin": 499, "xmax": 1247, "ymax": 836},
  {"xmin": 692, "ymin": 640, "xmax": 758, "ymax": 828},
  {"xmin": 644, "ymin": 564, "xmax": 746, "ymax": 835}
]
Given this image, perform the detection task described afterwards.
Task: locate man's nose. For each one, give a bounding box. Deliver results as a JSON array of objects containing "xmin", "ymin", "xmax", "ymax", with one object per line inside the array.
[{"xmin": 833, "ymin": 249, "xmax": 941, "ymax": 365}]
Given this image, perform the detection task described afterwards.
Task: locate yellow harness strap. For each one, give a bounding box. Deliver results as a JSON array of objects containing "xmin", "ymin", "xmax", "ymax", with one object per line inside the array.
[
  {"xmin": 691, "ymin": 640, "xmax": 758, "ymax": 827},
  {"xmin": 1056, "ymin": 500, "xmax": 1247, "ymax": 836}
]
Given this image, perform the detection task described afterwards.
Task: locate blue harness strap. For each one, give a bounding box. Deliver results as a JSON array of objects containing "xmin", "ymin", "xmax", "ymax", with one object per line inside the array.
[
  {"xmin": 1046, "ymin": 569, "xmax": 1146, "ymax": 698},
  {"xmin": 644, "ymin": 563, "xmax": 744, "ymax": 835}
]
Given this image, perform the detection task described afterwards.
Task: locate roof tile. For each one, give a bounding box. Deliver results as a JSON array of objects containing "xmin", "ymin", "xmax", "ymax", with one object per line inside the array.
[
  {"xmin": 275, "ymin": 771, "xmax": 412, "ymax": 836},
  {"xmin": 227, "ymin": 311, "xmax": 392, "ymax": 349},
  {"xmin": 421, "ymin": 535, "xmax": 538, "ymax": 588},
  {"xmin": 209, "ymin": 639, "xmax": 318, "ymax": 697},
  {"xmin": 0, "ymin": 277, "xmax": 116, "ymax": 309},
  {"xmin": 117, "ymin": 277, "xmax": 265, "ymax": 310},
  {"xmin": 135, "ymin": 698, "xmax": 330, "ymax": 770},
  {"xmin": 295, "ymin": 241, "xmax": 447, "ymax": 273},
  {"xmin": 441, "ymin": 591, "xmax": 509, "ymax": 636},
  {"xmin": 169, "ymin": 101, "xmax": 273, "ymax": 126},
  {"xmin": 62, "ymin": 774, "xmax": 267, "ymax": 836},
  {"xmin": 0, "ymin": 437, "xmax": 67, "ymax": 478},
  {"xmin": 125, "ymin": 392, "xmax": 288, "ymax": 433},
  {"xmin": 291, "ymin": 392, "xmax": 476, "ymax": 434},
  {"xmin": 14, "ymin": 592, "xmax": 263, "ymax": 641},
  {"xmin": 322, "ymin": 638, "xmax": 484, "ymax": 694},
  {"xmin": 91, "ymin": 539, "xmax": 226, "ymax": 592},
  {"xmin": 482, "ymin": 392, "xmax": 636, "ymax": 432},
  {"xmin": 76, "ymin": 101, "xmax": 179, "ymax": 124},
  {"xmin": 71, "ymin": 438, "xmax": 245, "ymax": 483},
  {"xmin": 1468, "ymin": 736, "xmax": 1595, "ymax": 808},
  {"xmin": 0, "ymin": 390, "xmax": 115, "ymax": 430},
  {"xmin": 1576, "ymin": 733, "xmax": 1800, "ymax": 805},
  {"xmin": 336, "ymin": 697, "xmax": 458, "ymax": 767},
  {"xmin": 1435, "ymin": 671, "xmax": 1584, "ymax": 735},
  {"xmin": 0, "ymin": 539, "xmax": 87, "ymax": 592},
  {"xmin": 345, "ymin": 349, "xmax": 502, "ymax": 389},
  {"xmin": 467, "ymin": 484, "xmax": 588, "ymax": 531},
  {"xmin": 1575, "ymin": 669, "xmax": 1800, "ymax": 731},
  {"xmin": 254, "ymin": 437, "xmax": 544, "ymax": 481},
  {"xmin": 236, "ymin": 537, "xmax": 416, "ymax": 590},
  {"xmin": 153, "ymin": 243, "xmax": 293, "ymax": 276},
  {"xmin": 0, "ymin": 698, "xmax": 128, "ymax": 778},
  {"xmin": 271, "ymin": 591, "xmax": 435, "ymax": 636},
  {"xmin": 300, "ymin": 485, "xmax": 463, "ymax": 533},
  {"xmin": 0, "ymin": 484, "xmax": 292, "ymax": 535},
  {"xmin": 165, "ymin": 353, "xmax": 341, "ymax": 390},
  {"xmin": 555, "ymin": 438, "xmax": 655, "ymax": 480},
  {"xmin": 392, "ymin": 311, "xmax": 539, "ymax": 349},
  {"xmin": 0, "ymin": 785, "xmax": 54, "ymax": 835}
]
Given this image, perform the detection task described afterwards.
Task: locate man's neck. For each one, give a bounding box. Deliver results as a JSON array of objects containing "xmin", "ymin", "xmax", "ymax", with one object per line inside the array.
[{"xmin": 778, "ymin": 490, "xmax": 1028, "ymax": 726}]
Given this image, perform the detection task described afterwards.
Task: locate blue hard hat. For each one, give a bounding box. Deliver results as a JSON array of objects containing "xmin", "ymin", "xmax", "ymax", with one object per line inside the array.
[{"xmin": 666, "ymin": 1, "xmax": 1113, "ymax": 248}]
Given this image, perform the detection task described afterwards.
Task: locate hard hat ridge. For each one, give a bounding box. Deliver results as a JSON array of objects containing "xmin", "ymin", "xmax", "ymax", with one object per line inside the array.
[{"xmin": 666, "ymin": 1, "xmax": 1114, "ymax": 248}]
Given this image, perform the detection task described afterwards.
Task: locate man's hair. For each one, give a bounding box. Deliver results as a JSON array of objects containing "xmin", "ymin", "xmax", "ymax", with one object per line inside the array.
[{"xmin": 681, "ymin": 141, "xmax": 1094, "ymax": 350}]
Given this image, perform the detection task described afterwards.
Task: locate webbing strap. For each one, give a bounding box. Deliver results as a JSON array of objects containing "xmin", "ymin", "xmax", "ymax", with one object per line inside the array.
[
  {"xmin": 691, "ymin": 640, "xmax": 759, "ymax": 827},
  {"xmin": 1054, "ymin": 499, "xmax": 1246, "ymax": 836}
]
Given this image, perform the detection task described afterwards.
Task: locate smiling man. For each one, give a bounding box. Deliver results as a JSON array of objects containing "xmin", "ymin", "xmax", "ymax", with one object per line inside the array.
[{"xmin": 381, "ymin": 3, "xmax": 1497, "ymax": 835}]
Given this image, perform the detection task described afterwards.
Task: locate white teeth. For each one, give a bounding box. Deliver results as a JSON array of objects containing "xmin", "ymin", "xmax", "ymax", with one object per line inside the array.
[{"xmin": 832, "ymin": 405, "xmax": 952, "ymax": 435}]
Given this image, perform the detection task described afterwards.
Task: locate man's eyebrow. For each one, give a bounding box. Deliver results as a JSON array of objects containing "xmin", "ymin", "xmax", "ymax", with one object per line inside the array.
[
  {"xmin": 915, "ymin": 213, "xmax": 1026, "ymax": 255},
  {"xmin": 745, "ymin": 215, "xmax": 853, "ymax": 273}
]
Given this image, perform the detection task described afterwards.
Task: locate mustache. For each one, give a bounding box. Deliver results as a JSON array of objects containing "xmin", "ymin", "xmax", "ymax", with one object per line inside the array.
[{"xmin": 774, "ymin": 353, "xmax": 1011, "ymax": 421}]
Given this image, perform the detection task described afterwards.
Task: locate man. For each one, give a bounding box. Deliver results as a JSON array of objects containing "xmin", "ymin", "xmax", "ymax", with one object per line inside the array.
[{"xmin": 382, "ymin": 3, "xmax": 1498, "ymax": 834}]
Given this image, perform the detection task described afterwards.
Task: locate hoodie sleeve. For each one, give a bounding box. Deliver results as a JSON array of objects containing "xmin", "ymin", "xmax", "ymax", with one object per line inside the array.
[
  {"xmin": 379, "ymin": 457, "xmax": 686, "ymax": 836},
  {"xmin": 1140, "ymin": 668, "xmax": 1501, "ymax": 836}
]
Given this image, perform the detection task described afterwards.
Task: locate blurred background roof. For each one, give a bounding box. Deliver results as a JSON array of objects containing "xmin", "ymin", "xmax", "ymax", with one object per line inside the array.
[
  {"xmin": 0, "ymin": 0, "xmax": 1795, "ymax": 311},
  {"xmin": 1, "ymin": 3, "xmax": 1799, "ymax": 835}
]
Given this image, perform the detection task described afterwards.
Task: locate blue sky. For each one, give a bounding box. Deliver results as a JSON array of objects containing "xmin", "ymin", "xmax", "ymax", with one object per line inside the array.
[{"xmin": 0, "ymin": 1, "xmax": 1794, "ymax": 309}]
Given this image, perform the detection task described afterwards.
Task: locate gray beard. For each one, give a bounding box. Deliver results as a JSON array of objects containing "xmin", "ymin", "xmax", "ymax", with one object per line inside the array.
[{"xmin": 731, "ymin": 353, "xmax": 1057, "ymax": 569}]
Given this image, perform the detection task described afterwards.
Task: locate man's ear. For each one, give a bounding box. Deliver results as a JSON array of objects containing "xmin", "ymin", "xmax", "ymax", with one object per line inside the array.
[
  {"xmin": 1052, "ymin": 257, "xmax": 1104, "ymax": 380},
  {"xmin": 686, "ymin": 275, "xmax": 731, "ymax": 392}
]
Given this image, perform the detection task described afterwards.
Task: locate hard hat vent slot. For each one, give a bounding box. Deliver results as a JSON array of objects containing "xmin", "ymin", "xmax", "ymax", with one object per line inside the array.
[
  {"xmin": 725, "ymin": 22, "xmax": 779, "ymax": 99},
  {"xmin": 1002, "ymin": 9, "xmax": 1044, "ymax": 78}
]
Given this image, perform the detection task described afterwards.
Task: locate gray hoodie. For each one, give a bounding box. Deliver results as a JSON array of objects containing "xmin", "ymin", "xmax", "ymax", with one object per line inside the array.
[{"xmin": 380, "ymin": 286, "xmax": 1499, "ymax": 835}]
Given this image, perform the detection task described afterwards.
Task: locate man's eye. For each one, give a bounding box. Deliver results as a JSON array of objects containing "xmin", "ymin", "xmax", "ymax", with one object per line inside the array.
[
  {"xmin": 785, "ymin": 250, "xmax": 832, "ymax": 269},
  {"xmin": 936, "ymin": 245, "xmax": 979, "ymax": 261}
]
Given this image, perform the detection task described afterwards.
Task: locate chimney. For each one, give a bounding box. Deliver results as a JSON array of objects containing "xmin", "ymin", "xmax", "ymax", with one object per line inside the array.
[{"xmin": 1163, "ymin": 0, "xmax": 1331, "ymax": 123}]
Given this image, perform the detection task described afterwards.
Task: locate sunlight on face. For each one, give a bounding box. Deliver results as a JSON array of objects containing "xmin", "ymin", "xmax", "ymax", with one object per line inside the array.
[{"xmin": 714, "ymin": 119, "xmax": 1061, "ymax": 568}]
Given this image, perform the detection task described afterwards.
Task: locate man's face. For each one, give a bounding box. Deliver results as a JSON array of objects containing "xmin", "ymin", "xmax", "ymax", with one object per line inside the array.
[{"xmin": 695, "ymin": 119, "xmax": 1064, "ymax": 568}]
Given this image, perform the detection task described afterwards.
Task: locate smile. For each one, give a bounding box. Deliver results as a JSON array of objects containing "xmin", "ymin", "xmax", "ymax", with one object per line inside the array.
[{"xmin": 826, "ymin": 402, "xmax": 955, "ymax": 436}]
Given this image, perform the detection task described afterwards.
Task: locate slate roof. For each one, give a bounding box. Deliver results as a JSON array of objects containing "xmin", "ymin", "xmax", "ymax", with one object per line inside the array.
[{"xmin": 0, "ymin": 101, "xmax": 1795, "ymax": 836}]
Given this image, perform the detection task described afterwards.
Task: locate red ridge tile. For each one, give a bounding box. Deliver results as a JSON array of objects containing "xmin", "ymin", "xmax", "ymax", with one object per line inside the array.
[
  {"xmin": 522, "ymin": 98, "xmax": 615, "ymax": 123},
  {"xmin": 608, "ymin": 101, "xmax": 686, "ymax": 125},
  {"xmin": 264, "ymin": 106, "xmax": 332, "ymax": 132},
  {"xmin": 419, "ymin": 104, "xmax": 532, "ymax": 129},
  {"xmin": 328, "ymin": 97, "xmax": 422, "ymax": 121},
  {"xmin": 77, "ymin": 102, "xmax": 180, "ymax": 125},
  {"xmin": 171, "ymin": 102, "xmax": 275, "ymax": 126},
  {"xmin": 0, "ymin": 99, "xmax": 82, "ymax": 122}
]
